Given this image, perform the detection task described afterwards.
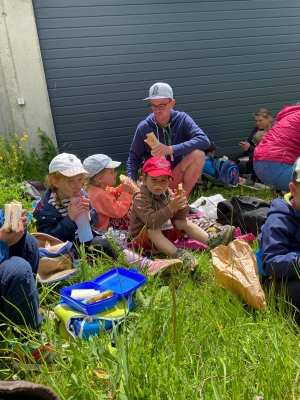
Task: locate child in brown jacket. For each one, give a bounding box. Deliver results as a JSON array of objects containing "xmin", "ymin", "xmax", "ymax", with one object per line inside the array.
[{"xmin": 129, "ymin": 157, "xmax": 235, "ymax": 269}]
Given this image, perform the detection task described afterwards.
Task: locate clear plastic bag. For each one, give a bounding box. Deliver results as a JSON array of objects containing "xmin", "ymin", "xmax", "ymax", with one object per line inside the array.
[
  {"xmin": 190, "ymin": 194, "xmax": 225, "ymax": 219},
  {"xmin": 103, "ymin": 228, "xmax": 129, "ymax": 246}
]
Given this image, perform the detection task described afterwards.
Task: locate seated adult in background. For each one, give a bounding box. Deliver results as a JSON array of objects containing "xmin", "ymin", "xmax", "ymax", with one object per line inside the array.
[
  {"xmin": 253, "ymin": 104, "xmax": 300, "ymax": 192},
  {"xmin": 126, "ymin": 82, "xmax": 210, "ymax": 196},
  {"xmin": 230, "ymin": 108, "xmax": 275, "ymax": 175}
]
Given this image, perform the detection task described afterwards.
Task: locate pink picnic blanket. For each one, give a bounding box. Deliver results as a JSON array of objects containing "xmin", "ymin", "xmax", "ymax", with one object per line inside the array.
[{"xmin": 127, "ymin": 227, "xmax": 255, "ymax": 255}]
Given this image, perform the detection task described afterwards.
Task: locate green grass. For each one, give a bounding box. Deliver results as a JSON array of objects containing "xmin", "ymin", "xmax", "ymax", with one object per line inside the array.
[{"xmin": 1, "ymin": 166, "xmax": 299, "ymax": 399}]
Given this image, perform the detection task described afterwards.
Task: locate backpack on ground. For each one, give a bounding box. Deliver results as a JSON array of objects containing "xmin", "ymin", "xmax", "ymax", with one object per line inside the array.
[
  {"xmin": 216, "ymin": 195, "xmax": 270, "ymax": 235},
  {"xmin": 31, "ymin": 233, "xmax": 77, "ymax": 284},
  {"xmin": 54, "ymin": 295, "xmax": 134, "ymax": 341},
  {"xmin": 213, "ymin": 158, "xmax": 240, "ymax": 187},
  {"xmin": 22, "ymin": 180, "xmax": 47, "ymax": 200}
]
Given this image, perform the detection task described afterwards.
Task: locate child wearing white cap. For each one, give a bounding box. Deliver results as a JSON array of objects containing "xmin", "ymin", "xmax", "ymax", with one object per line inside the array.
[
  {"xmin": 83, "ymin": 154, "xmax": 133, "ymax": 231},
  {"xmin": 34, "ymin": 152, "xmax": 118, "ymax": 259},
  {"xmin": 34, "ymin": 153, "xmax": 184, "ymax": 276}
]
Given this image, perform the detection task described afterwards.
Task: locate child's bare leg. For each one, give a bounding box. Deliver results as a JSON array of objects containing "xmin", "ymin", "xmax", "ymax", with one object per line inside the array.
[
  {"xmin": 147, "ymin": 229, "xmax": 177, "ymax": 257},
  {"xmin": 174, "ymin": 219, "xmax": 208, "ymax": 244}
]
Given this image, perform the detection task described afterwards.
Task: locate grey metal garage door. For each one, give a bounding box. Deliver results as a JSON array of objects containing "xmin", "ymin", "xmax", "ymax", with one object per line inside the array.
[{"xmin": 32, "ymin": 0, "xmax": 300, "ymax": 162}]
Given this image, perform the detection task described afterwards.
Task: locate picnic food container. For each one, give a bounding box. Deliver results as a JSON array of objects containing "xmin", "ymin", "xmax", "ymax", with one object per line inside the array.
[{"xmin": 60, "ymin": 267, "xmax": 146, "ymax": 315}]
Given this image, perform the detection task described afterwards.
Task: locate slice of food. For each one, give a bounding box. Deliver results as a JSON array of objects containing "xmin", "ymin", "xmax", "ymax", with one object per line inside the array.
[
  {"xmin": 177, "ymin": 183, "xmax": 183, "ymax": 195},
  {"xmin": 144, "ymin": 132, "xmax": 159, "ymax": 148},
  {"xmin": 119, "ymin": 174, "xmax": 129, "ymax": 183},
  {"xmin": 119, "ymin": 174, "xmax": 139, "ymax": 193},
  {"xmin": 3, "ymin": 204, "xmax": 12, "ymax": 233},
  {"xmin": 83, "ymin": 290, "xmax": 115, "ymax": 304},
  {"xmin": 3, "ymin": 200, "xmax": 22, "ymax": 232}
]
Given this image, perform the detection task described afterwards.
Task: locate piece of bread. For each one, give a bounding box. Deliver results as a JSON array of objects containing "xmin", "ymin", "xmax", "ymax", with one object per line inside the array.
[
  {"xmin": 3, "ymin": 200, "xmax": 22, "ymax": 232},
  {"xmin": 119, "ymin": 174, "xmax": 128, "ymax": 183},
  {"xmin": 119, "ymin": 174, "xmax": 138, "ymax": 193},
  {"xmin": 144, "ymin": 132, "xmax": 159, "ymax": 149},
  {"xmin": 177, "ymin": 183, "xmax": 183, "ymax": 195}
]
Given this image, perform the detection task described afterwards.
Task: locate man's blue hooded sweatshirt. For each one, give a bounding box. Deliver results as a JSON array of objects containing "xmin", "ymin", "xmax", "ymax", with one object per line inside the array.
[
  {"xmin": 258, "ymin": 194, "xmax": 300, "ymax": 278},
  {"xmin": 126, "ymin": 109, "xmax": 210, "ymax": 180}
]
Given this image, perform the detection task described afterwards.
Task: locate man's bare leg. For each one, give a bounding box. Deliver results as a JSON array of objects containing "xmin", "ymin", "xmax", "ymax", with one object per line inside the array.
[{"xmin": 170, "ymin": 149, "xmax": 205, "ymax": 196}]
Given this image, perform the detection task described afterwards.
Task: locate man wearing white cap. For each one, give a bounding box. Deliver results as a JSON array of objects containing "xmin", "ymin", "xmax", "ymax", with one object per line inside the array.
[{"xmin": 126, "ymin": 82, "xmax": 210, "ymax": 196}]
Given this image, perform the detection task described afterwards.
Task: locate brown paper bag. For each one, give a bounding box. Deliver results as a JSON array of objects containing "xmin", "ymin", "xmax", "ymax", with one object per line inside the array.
[
  {"xmin": 31, "ymin": 233, "xmax": 76, "ymax": 284},
  {"xmin": 211, "ymin": 239, "xmax": 266, "ymax": 309}
]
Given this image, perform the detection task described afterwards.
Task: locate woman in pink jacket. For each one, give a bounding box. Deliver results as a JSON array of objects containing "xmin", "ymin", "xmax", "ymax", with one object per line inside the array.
[{"xmin": 253, "ymin": 105, "xmax": 300, "ymax": 192}]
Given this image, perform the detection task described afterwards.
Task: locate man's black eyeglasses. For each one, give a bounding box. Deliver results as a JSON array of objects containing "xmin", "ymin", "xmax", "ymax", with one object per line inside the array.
[{"xmin": 148, "ymin": 99, "xmax": 172, "ymax": 111}]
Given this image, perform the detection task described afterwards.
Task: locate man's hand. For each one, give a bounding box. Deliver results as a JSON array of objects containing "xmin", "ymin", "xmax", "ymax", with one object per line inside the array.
[
  {"xmin": 0, "ymin": 219, "xmax": 25, "ymax": 247},
  {"xmin": 151, "ymin": 143, "xmax": 173, "ymax": 158},
  {"xmin": 168, "ymin": 194, "xmax": 188, "ymax": 213},
  {"xmin": 239, "ymin": 141, "xmax": 250, "ymax": 151}
]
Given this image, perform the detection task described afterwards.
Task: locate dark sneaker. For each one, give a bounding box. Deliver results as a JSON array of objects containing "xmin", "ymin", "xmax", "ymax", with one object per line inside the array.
[
  {"xmin": 207, "ymin": 226, "xmax": 236, "ymax": 249},
  {"xmin": 147, "ymin": 259, "xmax": 183, "ymax": 276},
  {"xmin": 174, "ymin": 249, "xmax": 198, "ymax": 272}
]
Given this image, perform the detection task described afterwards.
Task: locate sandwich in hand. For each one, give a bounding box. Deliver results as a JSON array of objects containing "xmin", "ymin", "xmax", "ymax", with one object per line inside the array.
[
  {"xmin": 3, "ymin": 200, "xmax": 22, "ymax": 232},
  {"xmin": 119, "ymin": 174, "xmax": 139, "ymax": 193},
  {"xmin": 177, "ymin": 183, "xmax": 183, "ymax": 195},
  {"xmin": 144, "ymin": 132, "xmax": 159, "ymax": 149}
]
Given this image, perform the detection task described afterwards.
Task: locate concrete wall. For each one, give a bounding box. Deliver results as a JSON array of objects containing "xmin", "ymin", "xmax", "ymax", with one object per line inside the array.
[{"xmin": 0, "ymin": 0, "xmax": 56, "ymax": 150}]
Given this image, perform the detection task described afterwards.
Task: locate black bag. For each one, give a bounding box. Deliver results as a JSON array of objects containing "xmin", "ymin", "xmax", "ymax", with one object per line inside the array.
[{"xmin": 216, "ymin": 195, "xmax": 270, "ymax": 235}]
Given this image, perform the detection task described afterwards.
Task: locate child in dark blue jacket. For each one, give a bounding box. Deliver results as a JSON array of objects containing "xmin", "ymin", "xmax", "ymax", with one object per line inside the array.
[
  {"xmin": 0, "ymin": 209, "xmax": 59, "ymax": 369},
  {"xmin": 33, "ymin": 152, "xmax": 117, "ymax": 258},
  {"xmin": 259, "ymin": 157, "xmax": 300, "ymax": 320}
]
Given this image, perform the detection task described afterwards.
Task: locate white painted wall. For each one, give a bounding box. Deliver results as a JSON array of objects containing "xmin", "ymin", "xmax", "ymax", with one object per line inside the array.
[{"xmin": 0, "ymin": 0, "xmax": 57, "ymax": 150}]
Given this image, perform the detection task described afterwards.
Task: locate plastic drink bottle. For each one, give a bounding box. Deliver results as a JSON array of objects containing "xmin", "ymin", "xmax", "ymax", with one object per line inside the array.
[
  {"xmin": 75, "ymin": 211, "xmax": 93, "ymax": 242},
  {"xmin": 71, "ymin": 196, "xmax": 93, "ymax": 243}
]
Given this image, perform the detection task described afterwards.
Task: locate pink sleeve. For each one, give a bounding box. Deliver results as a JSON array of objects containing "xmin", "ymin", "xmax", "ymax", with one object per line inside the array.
[{"xmin": 94, "ymin": 190, "xmax": 132, "ymax": 218}]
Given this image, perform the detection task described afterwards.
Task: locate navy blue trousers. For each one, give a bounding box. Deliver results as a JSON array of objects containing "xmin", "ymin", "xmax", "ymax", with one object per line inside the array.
[{"xmin": 0, "ymin": 234, "xmax": 42, "ymax": 332}]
